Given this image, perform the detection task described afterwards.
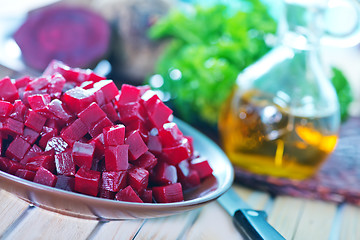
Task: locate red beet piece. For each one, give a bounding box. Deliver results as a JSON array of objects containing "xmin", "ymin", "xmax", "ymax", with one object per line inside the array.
[
  {"xmin": 158, "ymin": 122, "xmax": 184, "ymax": 147},
  {"xmin": 21, "ymin": 144, "xmax": 43, "ymax": 165},
  {"xmin": 93, "ymin": 80, "xmax": 119, "ymax": 103},
  {"xmin": 140, "ymin": 189, "xmax": 153, "ymax": 203},
  {"xmin": 14, "ymin": 5, "xmax": 110, "ymax": 71},
  {"xmin": 128, "ymin": 166, "xmax": 149, "ymax": 194},
  {"xmin": 27, "ymin": 94, "xmax": 51, "ymax": 111},
  {"xmin": 118, "ymin": 102, "xmax": 146, "ymax": 124},
  {"xmin": 105, "ymin": 145, "xmax": 129, "ymax": 171},
  {"xmin": 176, "ymin": 159, "xmax": 190, "ymax": 180},
  {"xmin": 15, "ymin": 169, "xmax": 36, "ymax": 181},
  {"xmin": 25, "ymin": 77, "xmax": 49, "ymax": 91},
  {"xmin": 180, "ymin": 170, "xmax": 201, "ymax": 190},
  {"xmin": 14, "ymin": 76, "xmax": 32, "ymax": 89},
  {"xmin": 0, "ymin": 157, "xmax": 11, "ymax": 172},
  {"xmin": 101, "ymin": 102, "xmax": 120, "ymax": 123},
  {"xmin": 88, "ymin": 117, "xmax": 112, "ymax": 138},
  {"xmin": 134, "ymin": 151, "xmax": 157, "ymax": 171},
  {"xmin": 88, "ymin": 133, "xmax": 105, "ymax": 158},
  {"xmin": 190, "ymin": 157, "xmax": 213, "ymax": 179},
  {"xmin": 0, "ymin": 77, "xmax": 19, "ymax": 103},
  {"xmin": 99, "ymin": 188, "xmax": 116, "ymax": 199},
  {"xmin": 23, "ymin": 127, "xmax": 40, "ymax": 145},
  {"xmin": 38, "ymin": 126, "xmax": 57, "ymax": 149},
  {"xmin": 0, "ymin": 101, "xmax": 14, "ymax": 118},
  {"xmin": 103, "ymin": 124, "xmax": 125, "ymax": 146},
  {"xmin": 150, "ymin": 161, "xmax": 177, "ymax": 186},
  {"xmin": 118, "ymin": 84, "xmax": 141, "ymax": 105},
  {"xmin": 47, "ymin": 73, "xmax": 66, "ymax": 99},
  {"xmin": 152, "ymin": 183, "xmax": 184, "ymax": 203},
  {"xmin": 7, "ymin": 160, "xmax": 25, "ymax": 175},
  {"xmin": 45, "ymin": 136, "xmax": 68, "ymax": 153},
  {"xmin": 25, "ymin": 110, "xmax": 47, "ymax": 132},
  {"xmin": 72, "ymin": 141, "xmax": 95, "ymax": 170},
  {"xmin": 115, "ymin": 185, "xmax": 143, "ymax": 203},
  {"xmin": 6, "ymin": 136, "xmax": 31, "ymax": 161},
  {"xmin": 78, "ymin": 102, "xmax": 106, "ymax": 130},
  {"xmin": 60, "ymin": 118, "xmax": 87, "ymax": 145},
  {"xmin": 126, "ymin": 120, "xmax": 148, "ymax": 142},
  {"xmin": 33, "ymin": 166, "xmax": 57, "ymax": 187},
  {"xmin": 62, "ymin": 87, "xmax": 96, "ymax": 114},
  {"xmin": 55, "ymin": 150, "xmax": 76, "ymax": 176},
  {"xmin": 147, "ymin": 135, "xmax": 162, "ymax": 156},
  {"xmin": 74, "ymin": 167, "xmax": 100, "ymax": 197},
  {"xmin": 1, "ymin": 118, "xmax": 24, "ymax": 137},
  {"xmin": 162, "ymin": 138, "xmax": 191, "ymax": 165},
  {"xmin": 55, "ymin": 175, "xmax": 75, "ymax": 192},
  {"xmin": 125, "ymin": 131, "xmax": 148, "ymax": 161},
  {"xmin": 25, "ymin": 154, "xmax": 55, "ymax": 173},
  {"xmin": 45, "ymin": 99, "xmax": 73, "ymax": 123},
  {"xmin": 10, "ymin": 100, "xmax": 27, "ymax": 122},
  {"xmin": 101, "ymin": 171, "xmax": 127, "ymax": 192}
]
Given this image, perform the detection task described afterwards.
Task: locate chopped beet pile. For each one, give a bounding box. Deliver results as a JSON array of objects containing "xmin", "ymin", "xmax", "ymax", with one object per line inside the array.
[{"xmin": 0, "ymin": 60, "xmax": 213, "ymax": 203}]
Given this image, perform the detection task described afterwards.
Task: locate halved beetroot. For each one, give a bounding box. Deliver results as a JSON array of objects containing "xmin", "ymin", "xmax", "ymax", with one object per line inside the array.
[{"xmin": 152, "ymin": 183, "xmax": 184, "ymax": 203}]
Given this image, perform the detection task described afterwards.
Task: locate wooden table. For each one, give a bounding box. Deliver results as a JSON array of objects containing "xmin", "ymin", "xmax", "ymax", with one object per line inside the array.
[{"xmin": 0, "ymin": 183, "xmax": 358, "ymax": 240}]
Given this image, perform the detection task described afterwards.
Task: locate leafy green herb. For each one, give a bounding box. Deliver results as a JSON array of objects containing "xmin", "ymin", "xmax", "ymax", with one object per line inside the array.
[{"xmin": 148, "ymin": 1, "xmax": 277, "ymax": 128}]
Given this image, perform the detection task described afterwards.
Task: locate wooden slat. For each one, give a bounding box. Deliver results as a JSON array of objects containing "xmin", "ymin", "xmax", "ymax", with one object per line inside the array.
[
  {"xmin": 0, "ymin": 190, "xmax": 29, "ymax": 235},
  {"xmin": 293, "ymin": 199, "xmax": 337, "ymax": 240},
  {"xmin": 6, "ymin": 207, "xmax": 98, "ymax": 240},
  {"xmin": 339, "ymin": 204, "xmax": 360, "ymax": 240},
  {"xmin": 91, "ymin": 219, "xmax": 144, "ymax": 240},
  {"xmin": 135, "ymin": 211, "xmax": 198, "ymax": 240},
  {"xmin": 268, "ymin": 196, "xmax": 305, "ymax": 240}
]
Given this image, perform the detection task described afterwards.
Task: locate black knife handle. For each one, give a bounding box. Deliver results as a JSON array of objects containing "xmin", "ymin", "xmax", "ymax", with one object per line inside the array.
[{"xmin": 233, "ymin": 209, "xmax": 286, "ymax": 240}]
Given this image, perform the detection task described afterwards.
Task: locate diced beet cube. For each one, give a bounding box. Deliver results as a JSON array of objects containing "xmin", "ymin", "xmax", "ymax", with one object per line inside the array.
[
  {"xmin": 78, "ymin": 102, "xmax": 106, "ymax": 130},
  {"xmin": 147, "ymin": 135, "xmax": 162, "ymax": 156},
  {"xmin": 62, "ymin": 87, "xmax": 95, "ymax": 114},
  {"xmin": 25, "ymin": 77, "xmax": 49, "ymax": 91},
  {"xmin": 0, "ymin": 77, "xmax": 19, "ymax": 103},
  {"xmin": 176, "ymin": 159, "xmax": 190, "ymax": 180},
  {"xmin": 38, "ymin": 126, "xmax": 57, "ymax": 148},
  {"xmin": 60, "ymin": 118, "xmax": 87, "ymax": 145},
  {"xmin": 88, "ymin": 133, "xmax": 105, "ymax": 158},
  {"xmin": 140, "ymin": 90, "xmax": 160, "ymax": 113},
  {"xmin": 23, "ymin": 127, "xmax": 40, "ymax": 145},
  {"xmin": 158, "ymin": 122, "xmax": 184, "ymax": 147},
  {"xmin": 103, "ymin": 124, "xmax": 125, "ymax": 146},
  {"xmin": 14, "ymin": 76, "xmax": 32, "ymax": 89},
  {"xmin": 15, "ymin": 169, "xmax": 36, "ymax": 181},
  {"xmin": 93, "ymin": 80, "xmax": 119, "ymax": 103},
  {"xmin": 6, "ymin": 136, "xmax": 31, "ymax": 161},
  {"xmin": 88, "ymin": 117, "xmax": 112, "ymax": 138},
  {"xmin": 72, "ymin": 141, "xmax": 94, "ymax": 170},
  {"xmin": 1, "ymin": 118, "xmax": 24, "ymax": 137},
  {"xmin": 150, "ymin": 161, "xmax": 177, "ymax": 186},
  {"xmin": 45, "ymin": 136, "xmax": 68, "ymax": 153},
  {"xmin": 45, "ymin": 99, "xmax": 73, "ymax": 123},
  {"xmin": 27, "ymin": 94, "xmax": 51, "ymax": 111},
  {"xmin": 118, "ymin": 84, "xmax": 141, "ymax": 105},
  {"xmin": 7, "ymin": 160, "xmax": 25, "ymax": 175},
  {"xmin": 118, "ymin": 102, "xmax": 146, "ymax": 124},
  {"xmin": 25, "ymin": 154, "xmax": 55, "ymax": 173},
  {"xmin": 74, "ymin": 167, "xmax": 100, "ymax": 197},
  {"xmin": 55, "ymin": 150, "xmax": 76, "ymax": 176},
  {"xmin": 115, "ymin": 185, "xmax": 143, "ymax": 203},
  {"xmin": 134, "ymin": 151, "xmax": 157, "ymax": 171},
  {"xmin": 162, "ymin": 138, "xmax": 191, "ymax": 165},
  {"xmin": 25, "ymin": 110, "xmax": 46, "ymax": 132},
  {"xmin": 140, "ymin": 189, "xmax": 153, "ymax": 203},
  {"xmin": 0, "ymin": 100, "xmax": 14, "ymax": 118},
  {"xmin": 48, "ymin": 73, "xmax": 66, "ymax": 99},
  {"xmin": 105, "ymin": 145, "xmax": 129, "ymax": 171},
  {"xmin": 128, "ymin": 167, "xmax": 149, "ymax": 194},
  {"xmin": 180, "ymin": 170, "xmax": 201, "ymax": 190},
  {"xmin": 33, "ymin": 166, "xmax": 57, "ymax": 187},
  {"xmin": 101, "ymin": 171, "xmax": 127, "ymax": 192},
  {"xmin": 125, "ymin": 131, "xmax": 148, "ymax": 161},
  {"xmin": 101, "ymin": 102, "xmax": 120, "ymax": 123},
  {"xmin": 147, "ymin": 100, "xmax": 173, "ymax": 130},
  {"xmin": 10, "ymin": 100, "xmax": 27, "ymax": 122},
  {"xmin": 99, "ymin": 188, "xmax": 116, "ymax": 199},
  {"xmin": 0, "ymin": 157, "xmax": 11, "ymax": 172},
  {"xmin": 190, "ymin": 157, "xmax": 213, "ymax": 179},
  {"xmin": 20, "ymin": 144, "xmax": 43, "ymax": 165},
  {"xmin": 55, "ymin": 175, "xmax": 75, "ymax": 192},
  {"xmin": 185, "ymin": 136, "xmax": 194, "ymax": 156},
  {"xmin": 126, "ymin": 120, "xmax": 148, "ymax": 143},
  {"xmin": 152, "ymin": 183, "xmax": 184, "ymax": 203}
]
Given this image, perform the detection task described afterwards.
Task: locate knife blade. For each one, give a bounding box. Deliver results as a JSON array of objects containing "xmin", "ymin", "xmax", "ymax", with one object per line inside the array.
[{"xmin": 218, "ymin": 188, "xmax": 286, "ymax": 240}]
